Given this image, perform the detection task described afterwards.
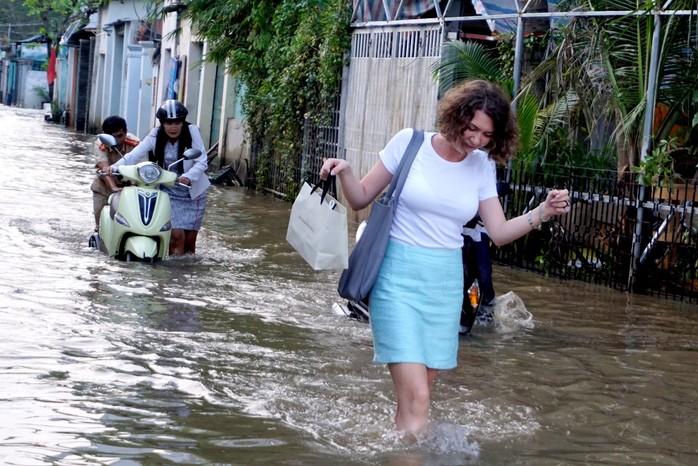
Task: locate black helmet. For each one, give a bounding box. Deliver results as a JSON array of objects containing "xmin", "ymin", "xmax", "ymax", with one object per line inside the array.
[{"xmin": 156, "ymin": 100, "xmax": 188, "ymax": 121}]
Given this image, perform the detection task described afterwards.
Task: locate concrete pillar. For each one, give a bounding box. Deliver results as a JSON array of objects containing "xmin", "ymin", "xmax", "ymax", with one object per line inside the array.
[
  {"xmin": 136, "ymin": 41, "xmax": 155, "ymax": 139},
  {"xmin": 217, "ymin": 71, "xmax": 237, "ymax": 165},
  {"xmin": 196, "ymin": 42, "xmax": 215, "ymax": 147},
  {"xmin": 123, "ymin": 44, "xmax": 142, "ymax": 133}
]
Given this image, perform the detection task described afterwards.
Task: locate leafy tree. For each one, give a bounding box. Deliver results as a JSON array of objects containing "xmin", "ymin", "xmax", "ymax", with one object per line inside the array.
[
  {"xmin": 535, "ymin": 0, "xmax": 698, "ymax": 174},
  {"xmin": 21, "ymin": 0, "xmax": 100, "ymax": 45},
  {"xmin": 179, "ymin": 0, "xmax": 352, "ymax": 194},
  {"xmin": 1, "ymin": 0, "xmax": 36, "ymax": 45}
]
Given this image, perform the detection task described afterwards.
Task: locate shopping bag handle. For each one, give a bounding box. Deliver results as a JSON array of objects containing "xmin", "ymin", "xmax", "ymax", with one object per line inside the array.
[{"xmin": 311, "ymin": 176, "xmax": 336, "ymax": 205}]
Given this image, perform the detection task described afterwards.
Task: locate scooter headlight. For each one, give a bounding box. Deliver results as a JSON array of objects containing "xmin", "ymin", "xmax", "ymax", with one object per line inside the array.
[
  {"xmin": 160, "ymin": 220, "xmax": 172, "ymax": 232},
  {"xmin": 138, "ymin": 164, "xmax": 162, "ymax": 184}
]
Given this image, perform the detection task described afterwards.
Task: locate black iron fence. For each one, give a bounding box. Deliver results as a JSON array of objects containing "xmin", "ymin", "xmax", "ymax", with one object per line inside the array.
[
  {"xmin": 288, "ymin": 121, "xmax": 698, "ymax": 303},
  {"xmin": 497, "ymin": 161, "xmax": 698, "ymax": 303},
  {"xmin": 253, "ymin": 98, "xmax": 343, "ymax": 198}
]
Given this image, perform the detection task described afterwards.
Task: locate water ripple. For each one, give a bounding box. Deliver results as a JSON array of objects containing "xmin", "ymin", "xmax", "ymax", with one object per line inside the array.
[{"xmin": 2, "ymin": 107, "xmax": 698, "ymax": 464}]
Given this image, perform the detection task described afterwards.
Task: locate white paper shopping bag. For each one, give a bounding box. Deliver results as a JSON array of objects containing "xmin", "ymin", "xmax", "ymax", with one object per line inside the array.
[{"xmin": 286, "ymin": 181, "xmax": 348, "ymax": 270}]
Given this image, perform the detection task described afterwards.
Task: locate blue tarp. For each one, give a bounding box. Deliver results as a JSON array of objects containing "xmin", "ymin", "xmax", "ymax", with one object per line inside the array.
[
  {"xmin": 353, "ymin": 0, "xmax": 561, "ymax": 32},
  {"xmin": 475, "ymin": 0, "xmax": 561, "ymax": 33}
]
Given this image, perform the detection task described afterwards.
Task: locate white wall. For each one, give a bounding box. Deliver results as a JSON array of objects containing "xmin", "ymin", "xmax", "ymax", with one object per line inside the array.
[
  {"xmin": 135, "ymin": 41, "xmax": 156, "ymax": 139},
  {"xmin": 88, "ymin": 0, "xmax": 150, "ymax": 133},
  {"xmin": 23, "ymin": 68, "xmax": 47, "ymax": 109}
]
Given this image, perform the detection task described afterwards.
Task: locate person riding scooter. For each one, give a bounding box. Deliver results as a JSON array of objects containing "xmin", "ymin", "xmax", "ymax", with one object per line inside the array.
[
  {"xmin": 90, "ymin": 116, "xmax": 140, "ymax": 234},
  {"xmin": 105, "ymin": 100, "xmax": 210, "ymax": 256},
  {"xmin": 95, "ymin": 134, "xmax": 200, "ymax": 261}
]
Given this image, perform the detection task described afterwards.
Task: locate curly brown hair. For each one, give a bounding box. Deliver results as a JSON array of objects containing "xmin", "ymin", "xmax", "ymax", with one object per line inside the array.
[{"xmin": 436, "ymin": 80, "xmax": 519, "ymax": 164}]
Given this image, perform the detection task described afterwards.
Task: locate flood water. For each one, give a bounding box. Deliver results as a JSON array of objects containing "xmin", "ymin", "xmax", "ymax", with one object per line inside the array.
[{"xmin": 1, "ymin": 105, "xmax": 697, "ymax": 465}]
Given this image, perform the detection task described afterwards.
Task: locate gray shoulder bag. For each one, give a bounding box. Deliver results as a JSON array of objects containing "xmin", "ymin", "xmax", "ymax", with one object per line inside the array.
[{"xmin": 337, "ymin": 129, "xmax": 425, "ymax": 301}]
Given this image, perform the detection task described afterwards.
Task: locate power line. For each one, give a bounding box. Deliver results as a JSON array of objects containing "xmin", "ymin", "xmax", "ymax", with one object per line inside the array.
[
  {"xmin": 0, "ymin": 23, "xmax": 43, "ymax": 27},
  {"xmin": 0, "ymin": 22, "xmax": 43, "ymax": 44}
]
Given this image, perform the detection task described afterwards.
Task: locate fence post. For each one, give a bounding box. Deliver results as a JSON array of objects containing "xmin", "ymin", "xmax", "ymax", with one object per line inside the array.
[{"xmin": 628, "ymin": 12, "xmax": 662, "ymax": 292}]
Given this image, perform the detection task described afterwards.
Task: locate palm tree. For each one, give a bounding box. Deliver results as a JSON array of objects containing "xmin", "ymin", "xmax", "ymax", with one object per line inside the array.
[
  {"xmin": 433, "ymin": 0, "xmax": 698, "ymax": 176},
  {"xmin": 431, "ymin": 40, "xmax": 575, "ymax": 167},
  {"xmin": 535, "ymin": 0, "xmax": 698, "ymax": 175}
]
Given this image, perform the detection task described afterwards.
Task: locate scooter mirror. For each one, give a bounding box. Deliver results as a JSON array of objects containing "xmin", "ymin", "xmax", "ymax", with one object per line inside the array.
[
  {"xmin": 98, "ymin": 134, "xmax": 118, "ymax": 148},
  {"xmin": 183, "ymin": 148, "xmax": 202, "ymax": 160}
]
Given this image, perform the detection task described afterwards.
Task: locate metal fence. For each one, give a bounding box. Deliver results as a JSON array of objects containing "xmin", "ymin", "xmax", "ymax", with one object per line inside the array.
[
  {"xmin": 299, "ymin": 104, "xmax": 343, "ymax": 189},
  {"xmin": 293, "ymin": 124, "xmax": 698, "ymax": 303},
  {"xmin": 255, "ymin": 95, "xmax": 343, "ymax": 198},
  {"xmin": 496, "ymin": 161, "xmax": 698, "ymax": 303}
]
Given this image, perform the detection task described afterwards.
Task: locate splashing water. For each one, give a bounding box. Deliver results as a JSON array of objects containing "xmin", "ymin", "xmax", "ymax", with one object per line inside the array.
[
  {"xmin": 416, "ymin": 422, "xmax": 480, "ymax": 457},
  {"xmin": 493, "ymin": 291, "xmax": 534, "ymax": 332}
]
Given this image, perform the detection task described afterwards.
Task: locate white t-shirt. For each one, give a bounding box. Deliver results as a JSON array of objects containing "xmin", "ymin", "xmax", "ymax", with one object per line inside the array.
[{"xmin": 380, "ymin": 128, "xmax": 498, "ymax": 249}]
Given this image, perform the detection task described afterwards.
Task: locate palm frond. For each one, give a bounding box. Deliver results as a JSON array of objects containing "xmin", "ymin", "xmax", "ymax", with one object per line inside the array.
[
  {"xmin": 536, "ymin": 90, "xmax": 580, "ymax": 141},
  {"xmin": 431, "ymin": 41, "xmax": 506, "ymax": 95},
  {"xmin": 514, "ymin": 90, "xmax": 541, "ymax": 154}
]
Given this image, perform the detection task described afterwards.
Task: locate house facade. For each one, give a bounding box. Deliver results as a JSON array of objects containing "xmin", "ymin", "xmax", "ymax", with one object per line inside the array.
[
  {"xmin": 0, "ymin": 38, "xmax": 50, "ymax": 109},
  {"xmin": 49, "ymin": 0, "xmax": 247, "ymax": 170}
]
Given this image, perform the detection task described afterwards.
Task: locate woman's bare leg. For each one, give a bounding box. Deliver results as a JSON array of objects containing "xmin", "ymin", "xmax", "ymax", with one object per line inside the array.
[
  {"xmin": 388, "ymin": 363, "xmax": 433, "ymax": 435},
  {"xmin": 427, "ymin": 368, "xmax": 438, "ymax": 388},
  {"xmin": 169, "ymin": 229, "xmax": 185, "ymax": 256},
  {"xmin": 184, "ymin": 230, "xmax": 199, "ymax": 254}
]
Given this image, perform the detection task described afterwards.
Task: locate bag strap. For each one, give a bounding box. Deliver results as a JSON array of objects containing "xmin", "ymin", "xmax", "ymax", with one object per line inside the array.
[
  {"xmin": 311, "ymin": 175, "xmax": 336, "ymax": 205},
  {"xmin": 385, "ymin": 129, "xmax": 424, "ymax": 199}
]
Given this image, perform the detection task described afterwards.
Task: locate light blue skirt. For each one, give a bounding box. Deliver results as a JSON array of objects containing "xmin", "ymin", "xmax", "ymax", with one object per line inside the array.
[{"xmin": 370, "ymin": 240, "xmax": 464, "ymax": 369}]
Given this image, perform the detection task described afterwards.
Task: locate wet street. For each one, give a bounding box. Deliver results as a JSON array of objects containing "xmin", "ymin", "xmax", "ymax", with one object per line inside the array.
[{"xmin": 1, "ymin": 105, "xmax": 697, "ymax": 465}]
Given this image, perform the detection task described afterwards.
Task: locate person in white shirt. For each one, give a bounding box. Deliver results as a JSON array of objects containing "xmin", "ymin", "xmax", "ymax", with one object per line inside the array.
[{"xmin": 320, "ymin": 80, "xmax": 570, "ymax": 436}]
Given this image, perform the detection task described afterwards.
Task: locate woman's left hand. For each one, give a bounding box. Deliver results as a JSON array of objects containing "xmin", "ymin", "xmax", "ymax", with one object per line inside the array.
[
  {"xmin": 178, "ymin": 176, "xmax": 191, "ymax": 186},
  {"xmin": 540, "ymin": 189, "xmax": 571, "ymax": 220}
]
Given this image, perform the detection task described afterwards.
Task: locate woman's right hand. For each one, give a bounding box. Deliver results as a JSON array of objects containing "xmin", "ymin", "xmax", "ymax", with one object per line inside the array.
[
  {"xmin": 320, "ymin": 158, "xmax": 352, "ymax": 180},
  {"xmin": 319, "ymin": 157, "xmax": 392, "ymax": 211}
]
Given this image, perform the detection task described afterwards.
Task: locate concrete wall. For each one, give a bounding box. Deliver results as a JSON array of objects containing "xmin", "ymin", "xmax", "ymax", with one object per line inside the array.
[
  {"xmin": 224, "ymin": 118, "xmax": 250, "ymax": 178},
  {"xmin": 87, "ymin": 0, "xmax": 149, "ymax": 134},
  {"xmin": 24, "ymin": 68, "xmax": 48, "ymax": 109},
  {"xmin": 80, "ymin": 0, "xmax": 249, "ymax": 177}
]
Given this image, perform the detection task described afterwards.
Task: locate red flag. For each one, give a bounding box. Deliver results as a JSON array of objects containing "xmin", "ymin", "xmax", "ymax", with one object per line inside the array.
[{"xmin": 47, "ymin": 47, "xmax": 57, "ymax": 85}]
